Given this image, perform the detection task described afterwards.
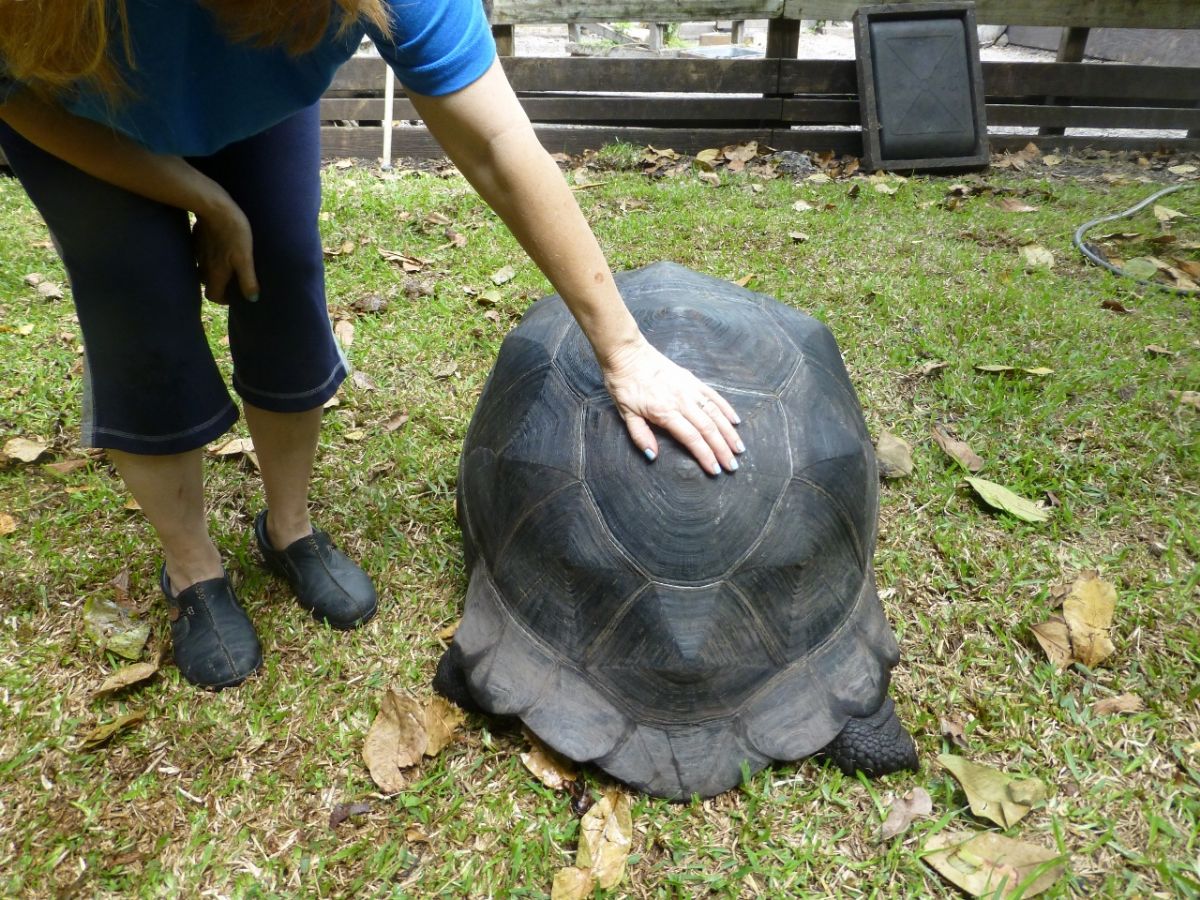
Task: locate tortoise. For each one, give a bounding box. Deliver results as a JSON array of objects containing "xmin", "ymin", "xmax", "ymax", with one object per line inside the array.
[{"xmin": 434, "ymin": 262, "xmax": 918, "ymax": 798}]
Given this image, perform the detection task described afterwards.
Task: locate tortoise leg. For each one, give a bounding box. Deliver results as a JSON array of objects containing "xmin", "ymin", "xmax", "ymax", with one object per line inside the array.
[
  {"xmin": 821, "ymin": 698, "xmax": 918, "ymax": 777},
  {"xmin": 432, "ymin": 641, "xmax": 483, "ymax": 713}
]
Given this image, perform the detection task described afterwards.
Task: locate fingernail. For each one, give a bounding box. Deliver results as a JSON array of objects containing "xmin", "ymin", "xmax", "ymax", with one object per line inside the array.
[
  {"xmin": 711, "ymin": 462, "xmax": 722, "ymax": 476},
  {"xmin": 247, "ymin": 293, "xmax": 260, "ymax": 303},
  {"xmin": 644, "ymin": 448, "xmax": 656, "ymax": 462},
  {"xmin": 732, "ymin": 415, "xmax": 742, "ymax": 425},
  {"xmin": 735, "ymin": 439, "xmax": 746, "ymax": 454},
  {"xmin": 728, "ymin": 458, "xmax": 739, "ymax": 472}
]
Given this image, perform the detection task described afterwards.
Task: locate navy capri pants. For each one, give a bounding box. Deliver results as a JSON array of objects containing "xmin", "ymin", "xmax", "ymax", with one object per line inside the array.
[{"xmin": 0, "ymin": 104, "xmax": 347, "ymax": 454}]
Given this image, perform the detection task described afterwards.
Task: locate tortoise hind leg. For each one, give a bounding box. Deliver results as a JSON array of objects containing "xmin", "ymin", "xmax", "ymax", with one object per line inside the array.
[
  {"xmin": 821, "ymin": 698, "xmax": 918, "ymax": 777},
  {"xmin": 432, "ymin": 642, "xmax": 484, "ymax": 714}
]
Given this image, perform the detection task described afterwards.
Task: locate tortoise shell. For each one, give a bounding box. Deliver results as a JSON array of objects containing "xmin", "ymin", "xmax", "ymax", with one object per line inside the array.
[{"xmin": 450, "ymin": 262, "xmax": 901, "ymax": 798}]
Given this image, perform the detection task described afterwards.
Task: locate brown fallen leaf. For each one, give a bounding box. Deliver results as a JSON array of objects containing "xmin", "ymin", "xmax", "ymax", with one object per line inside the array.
[
  {"xmin": 363, "ymin": 689, "xmax": 427, "ymax": 793},
  {"xmin": 938, "ymin": 755, "xmax": 1049, "ymax": 828},
  {"xmin": 431, "ymin": 361, "xmax": 458, "ymax": 379},
  {"xmin": 1062, "ymin": 574, "xmax": 1117, "ymax": 668},
  {"xmin": 932, "ymin": 425, "xmax": 984, "ymax": 472},
  {"xmin": 350, "ymin": 371, "xmax": 378, "ymax": 391},
  {"xmin": 577, "ymin": 790, "xmax": 633, "ymax": 890},
  {"xmin": 1091, "ymin": 693, "xmax": 1144, "ymax": 716},
  {"xmin": 44, "ymin": 458, "xmax": 89, "ymax": 476},
  {"xmin": 350, "ymin": 293, "xmax": 388, "ymax": 314},
  {"xmin": 789, "ymin": 231, "xmax": 810, "ymax": 244},
  {"xmin": 93, "ymin": 658, "xmax": 160, "ymax": 697},
  {"xmin": 1101, "ymin": 298, "xmax": 1135, "ymax": 314},
  {"xmin": 80, "ymin": 709, "xmax": 147, "ymax": 750},
  {"xmin": 422, "ymin": 697, "xmax": 465, "ymax": 757},
  {"xmin": 1168, "ymin": 390, "xmax": 1200, "ymax": 410},
  {"xmin": 210, "ymin": 437, "xmax": 254, "ymax": 457},
  {"xmin": 37, "ymin": 281, "xmax": 64, "ymax": 300},
  {"xmin": 1154, "ymin": 204, "xmax": 1186, "ymax": 223},
  {"xmin": 875, "ymin": 431, "xmax": 913, "ymax": 479},
  {"xmin": 732, "ymin": 274, "xmax": 756, "ymax": 288},
  {"xmin": 323, "ymin": 239, "xmax": 356, "ymax": 259},
  {"xmin": 1031, "ymin": 615, "xmax": 1073, "ymax": 670},
  {"xmin": 334, "ymin": 319, "xmax": 355, "ymax": 348},
  {"xmin": 998, "ymin": 198, "xmax": 1038, "ymax": 213},
  {"xmin": 329, "ymin": 801, "xmax": 371, "ymax": 828},
  {"xmin": 940, "ymin": 715, "xmax": 969, "ymax": 749},
  {"xmin": 405, "ymin": 827, "xmax": 431, "ymax": 844},
  {"xmin": 1018, "ymin": 244, "xmax": 1054, "ymax": 269},
  {"xmin": 384, "ymin": 410, "xmax": 410, "ymax": 432},
  {"xmin": 879, "ymin": 787, "xmax": 933, "ymax": 841},
  {"xmin": 916, "ymin": 360, "xmax": 949, "ymax": 377},
  {"xmin": 23, "ymin": 272, "xmax": 45, "ymax": 287},
  {"xmin": 521, "ymin": 734, "xmax": 579, "ymax": 791},
  {"xmin": 924, "ymin": 831, "xmax": 1066, "ymax": 899},
  {"xmin": 491, "ymin": 265, "xmax": 516, "ymax": 286}
]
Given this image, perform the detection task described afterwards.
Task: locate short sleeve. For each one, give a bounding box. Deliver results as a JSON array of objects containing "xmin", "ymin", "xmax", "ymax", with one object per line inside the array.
[{"xmin": 369, "ymin": 0, "xmax": 496, "ymax": 96}]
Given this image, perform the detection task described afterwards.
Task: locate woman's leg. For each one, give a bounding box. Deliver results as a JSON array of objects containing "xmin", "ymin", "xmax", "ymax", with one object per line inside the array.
[{"xmin": 242, "ymin": 404, "xmax": 321, "ymax": 549}]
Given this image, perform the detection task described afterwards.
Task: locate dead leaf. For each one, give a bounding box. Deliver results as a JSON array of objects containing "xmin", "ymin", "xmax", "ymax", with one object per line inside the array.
[
  {"xmin": 82, "ymin": 595, "xmax": 149, "ymax": 661},
  {"xmin": 793, "ymin": 200, "xmax": 816, "ymax": 213},
  {"xmin": 1154, "ymin": 204, "xmax": 1186, "ymax": 223},
  {"xmin": 422, "ymin": 697, "xmax": 464, "ymax": 757},
  {"xmin": 405, "ymin": 827, "xmax": 431, "ymax": 844},
  {"xmin": 1041, "ymin": 153, "xmax": 1061, "ymax": 167},
  {"xmin": 384, "ymin": 410, "xmax": 410, "ymax": 432},
  {"xmin": 0, "ymin": 513, "xmax": 17, "ymax": 535},
  {"xmin": 1031, "ymin": 616, "xmax": 1073, "ymax": 670},
  {"xmin": 1062, "ymin": 574, "xmax": 1117, "ymax": 668},
  {"xmin": 521, "ymin": 735, "xmax": 578, "ymax": 791},
  {"xmin": 695, "ymin": 148, "xmax": 720, "ymax": 165},
  {"xmin": 363, "ymin": 689, "xmax": 427, "ymax": 793},
  {"xmin": 93, "ymin": 658, "xmax": 159, "ymax": 697},
  {"xmin": 697, "ymin": 170, "xmax": 720, "ymax": 187},
  {"xmin": 3, "ymin": 437, "xmax": 49, "ymax": 463},
  {"xmin": 379, "ymin": 249, "xmax": 429, "ymax": 272},
  {"xmin": 551, "ymin": 867, "xmax": 595, "ymax": 900},
  {"xmin": 350, "ymin": 371, "xmax": 378, "ymax": 391},
  {"xmin": 732, "ymin": 274, "xmax": 755, "ymax": 288},
  {"xmin": 37, "ymin": 281, "xmax": 64, "ymax": 300},
  {"xmin": 932, "ymin": 425, "xmax": 984, "ymax": 472},
  {"xmin": 876, "ymin": 431, "xmax": 913, "ymax": 478},
  {"xmin": 431, "ymin": 361, "xmax": 458, "ymax": 379},
  {"xmin": 873, "ymin": 182, "xmax": 898, "ymax": 195},
  {"xmin": 44, "ymin": 458, "xmax": 88, "ymax": 476},
  {"xmin": 491, "ymin": 265, "xmax": 516, "ymax": 286},
  {"xmin": 789, "ymin": 231, "xmax": 810, "ymax": 244},
  {"xmin": 1101, "ymin": 298, "xmax": 1135, "ymax": 314},
  {"xmin": 210, "ymin": 437, "xmax": 255, "ymax": 463},
  {"xmin": 1168, "ymin": 390, "xmax": 1199, "ymax": 410},
  {"xmin": 1168, "ymin": 164, "xmax": 1198, "ymax": 175},
  {"xmin": 916, "ymin": 360, "xmax": 949, "ymax": 377},
  {"xmin": 1144, "ymin": 345, "xmax": 1175, "ymax": 358},
  {"xmin": 80, "ymin": 709, "xmax": 146, "ymax": 750},
  {"xmin": 998, "ymin": 198, "xmax": 1038, "ymax": 213},
  {"xmin": 940, "ymin": 715, "xmax": 968, "ymax": 749},
  {"xmin": 1091, "ymin": 693, "xmax": 1143, "ymax": 716},
  {"xmin": 965, "ymin": 477, "xmax": 1050, "ymax": 523},
  {"xmin": 344, "ymin": 430, "xmax": 366, "ymax": 443},
  {"xmin": 924, "ymin": 831, "xmax": 1066, "ymax": 899},
  {"xmin": 334, "ymin": 319, "xmax": 355, "ymax": 348},
  {"xmin": 880, "ymin": 787, "xmax": 933, "ymax": 841},
  {"xmin": 1124, "ymin": 257, "xmax": 1160, "ymax": 280},
  {"xmin": 938, "ymin": 755, "xmax": 1049, "ymax": 828},
  {"xmin": 577, "ymin": 790, "xmax": 633, "ymax": 890},
  {"xmin": 445, "ymin": 227, "xmax": 468, "ymax": 249},
  {"xmin": 1018, "ymin": 244, "xmax": 1054, "ymax": 269},
  {"xmin": 23, "ymin": 272, "xmax": 45, "ymax": 287},
  {"xmin": 323, "ymin": 239, "xmax": 356, "ymax": 259},
  {"xmin": 437, "ymin": 621, "xmax": 459, "ymax": 641},
  {"xmin": 329, "ymin": 801, "xmax": 371, "ymax": 828}
]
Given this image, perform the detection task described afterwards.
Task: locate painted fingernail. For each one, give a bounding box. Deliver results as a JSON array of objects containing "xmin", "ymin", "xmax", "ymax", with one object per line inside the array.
[
  {"xmin": 247, "ymin": 292, "xmax": 260, "ymax": 303},
  {"xmin": 735, "ymin": 439, "xmax": 746, "ymax": 453},
  {"xmin": 644, "ymin": 448, "xmax": 656, "ymax": 462},
  {"xmin": 711, "ymin": 462, "xmax": 722, "ymax": 476},
  {"xmin": 732, "ymin": 415, "xmax": 742, "ymax": 425},
  {"xmin": 728, "ymin": 458, "xmax": 739, "ymax": 472}
]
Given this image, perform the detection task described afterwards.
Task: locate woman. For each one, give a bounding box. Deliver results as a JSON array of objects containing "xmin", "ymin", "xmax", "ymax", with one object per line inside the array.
[{"xmin": 0, "ymin": 1, "xmax": 743, "ymax": 689}]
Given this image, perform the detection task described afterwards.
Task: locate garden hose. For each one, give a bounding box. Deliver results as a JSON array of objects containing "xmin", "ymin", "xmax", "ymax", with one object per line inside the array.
[{"xmin": 1073, "ymin": 182, "xmax": 1198, "ymax": 295}]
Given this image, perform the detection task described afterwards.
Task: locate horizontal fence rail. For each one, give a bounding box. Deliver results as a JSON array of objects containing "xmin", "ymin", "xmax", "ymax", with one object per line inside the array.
[{"xmin": 318, "ymin": 56, "xmax": 1200, "ymax": 160}]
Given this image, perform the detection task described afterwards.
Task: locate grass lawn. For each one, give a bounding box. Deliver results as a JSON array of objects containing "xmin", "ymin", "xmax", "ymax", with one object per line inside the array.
[{"xmin": 0, "ymin": 146, "xmax": 1197, "ymax": 898}]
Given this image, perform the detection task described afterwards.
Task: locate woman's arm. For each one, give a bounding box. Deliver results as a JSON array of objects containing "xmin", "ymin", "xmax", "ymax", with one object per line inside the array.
[
  {"xmin": 408, "ymin": 61, "xmax": 743, "ymax": 474},
  {"xmin": 0, "ymin": 89, "xmax": 258, "ymax": 303}
]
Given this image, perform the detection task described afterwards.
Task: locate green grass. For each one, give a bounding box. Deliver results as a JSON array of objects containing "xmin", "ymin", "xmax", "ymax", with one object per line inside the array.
[{"xmin": 1, "ymin": 151, "xmax": 1198, "ymax": 898}]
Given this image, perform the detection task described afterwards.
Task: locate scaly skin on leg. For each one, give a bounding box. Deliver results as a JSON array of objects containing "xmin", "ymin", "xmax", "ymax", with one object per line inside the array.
[
  {"xmin": 243, "ymin": 403, "xmax": 322, "ymax": 548},
  {"xmin": 108, "ymin": 447, "xmax": 222, "ymax": 592},
  {"xmin": 821, "ymin": 698, "xmax": 919, "ymax": 777}
]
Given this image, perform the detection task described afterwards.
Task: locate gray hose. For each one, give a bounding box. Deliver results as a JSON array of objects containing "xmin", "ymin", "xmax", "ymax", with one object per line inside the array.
[{"xmin": 1073, "ymin": 182, "xmax": 1197, "ymax": 295}]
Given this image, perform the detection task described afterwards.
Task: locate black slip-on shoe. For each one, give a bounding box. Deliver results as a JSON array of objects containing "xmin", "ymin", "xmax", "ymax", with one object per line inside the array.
[
  {"xmin": 159, "ymin": 565, "xmax": 262, "ymax": 689},
  {"xmin": 254, "ymin": 510, "xmax": 378, "ymax": 630}
]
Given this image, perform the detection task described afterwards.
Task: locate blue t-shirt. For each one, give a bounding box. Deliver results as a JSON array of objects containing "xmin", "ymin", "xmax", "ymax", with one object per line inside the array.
[{"xmin": 0, "ymin": 0, "xmax": 495, "ymax": 156}]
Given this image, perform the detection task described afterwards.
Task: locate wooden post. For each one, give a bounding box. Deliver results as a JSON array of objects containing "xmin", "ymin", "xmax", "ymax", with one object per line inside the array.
[
  {"xmin": 1040, "ymin": 26, "xmax": 1089, "ymax": 137},
  {"xmin": 767, "ymin": 17, "xmax": 801, "ymax": 58},
  {"xmin": 493, "ymin": 24, "xmax": 516, "ymax": 57},
  {"xmin": 731, "ymin": 20, "xmax": 745, "ymax": 44},
  {"xmin": 648, "ymin": 23, "xmax": 666, "ymax": 51}
]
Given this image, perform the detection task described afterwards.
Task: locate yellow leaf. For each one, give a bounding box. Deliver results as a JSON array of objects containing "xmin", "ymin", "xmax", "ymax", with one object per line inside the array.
[
  {"xmin": 1154, "ymin": 204, "xmax": 1186, "ymax": 222},
  {"xmin": 334, "ymin": 319, "xmax": 355, "ymax": 348},
  {"xmin": 577, "ymin": 790, "xmax": 633, "ymax": 890},
  {"xmin": 422, "ymin": 696, "xmax": 465, "ymax": 757},
  {"xmin": 521, "ymin": 734, "xmax": 578, "ymax": 790},
  {"xmin": 550, "ymin": 867, "xmax": 595, "ymax": 900},
  {"xmin": 924, "ymin": 831, "xmax": 1066, "ymax": 898},
  {"xmin": 1062, "ymin": 574, "xmax": 1116, "ymax": 668},
  {"xmin": 1018, "ymin": 244, "xmax": 1054, "ymax": 269},
  {"xmin": 3, "ymin": 437, "xmax": 49, "ymax": 463},
  {"xmin": 876, "ymin": 431, "xmax": 913, "ymax": 478},
  {"xmin": 93, "ymin": 659, "xmax": 160, "ymax": 697},
  {"xmin": 938, "ymin": 755, "xmax": 1049, "ymax": 828},
  {"xmin": 0, "ymin": 513, "xmax": 16, "ymax": 536},
  {"xmin": 1030, "ymin": 615, "xmax": 1072, "ymax": 670},
  {"xmin": 80, "ymin": 709, "xmax": 147, "ymax": 750}
]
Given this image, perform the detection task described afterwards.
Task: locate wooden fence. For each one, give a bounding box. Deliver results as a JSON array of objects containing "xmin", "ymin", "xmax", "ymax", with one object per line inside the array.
[{"xmin": 321, "ymin": 0, "xmax": 1200, "ymax": 161}]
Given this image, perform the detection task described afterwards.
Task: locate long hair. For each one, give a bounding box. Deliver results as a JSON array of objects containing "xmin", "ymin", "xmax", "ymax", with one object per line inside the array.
[{"xmin": 0, "ymin": 0, "xmax": 392, "ymax": 99}]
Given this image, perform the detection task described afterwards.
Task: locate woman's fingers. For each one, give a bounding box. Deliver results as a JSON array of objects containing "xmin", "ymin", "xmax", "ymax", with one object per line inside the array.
[{"xmin": 623, "ymin": 415, "xmax": 659, "ymax": 462}]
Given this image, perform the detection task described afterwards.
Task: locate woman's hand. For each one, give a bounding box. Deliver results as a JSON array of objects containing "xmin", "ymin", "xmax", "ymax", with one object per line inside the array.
[
  {"xmin": 192, "ymin": 192, "xmax": 259, "ymax": 305},
  {"xmin": 602, "ymin": 340, "xmax": 744, "ymax": 475}
]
